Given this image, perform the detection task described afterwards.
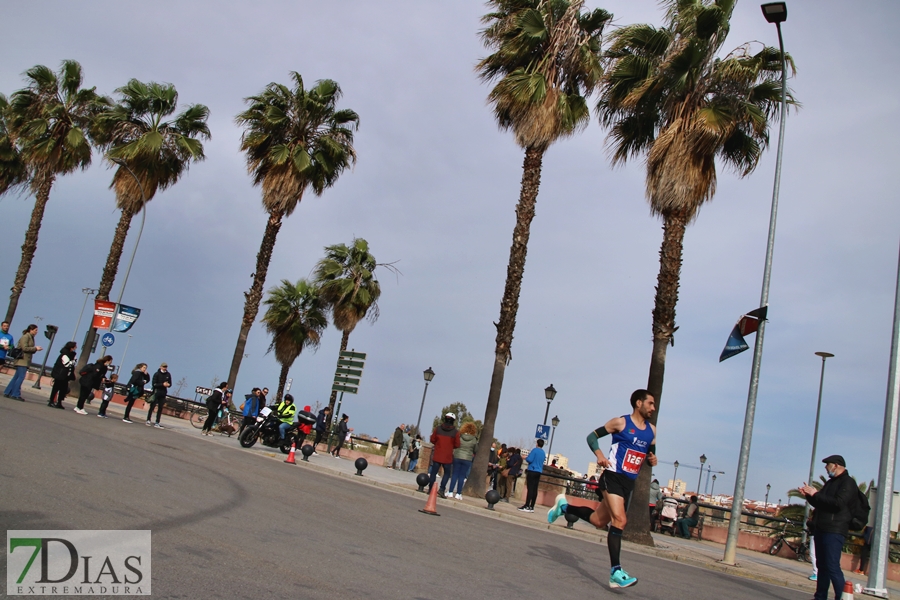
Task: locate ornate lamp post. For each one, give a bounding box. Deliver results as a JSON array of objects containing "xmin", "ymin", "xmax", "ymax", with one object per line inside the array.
[
  {"xmin": 543, "ymin": 384, "xmax": 557, "ymax": 426},
  {"xmin": 673, "ymin": 460, "xmax": 680, "ymax": 489},
  {"xmin": 697, "ymin": 454, "xmax": 707, "ymax": 496},
  {"xmin": 765, "ymin": 483, "xmax": 771, "ymax": 513},
  {"xmin": 547, "ymin": 414, "xmax": 560, "ymax": 461},
  {"xmin": 414, "ymin": 367, "xmax": 435, "ymax": 435},
  {"xmin": 711, "ymin": 474, "xmax": 717, "ymax": 495}
]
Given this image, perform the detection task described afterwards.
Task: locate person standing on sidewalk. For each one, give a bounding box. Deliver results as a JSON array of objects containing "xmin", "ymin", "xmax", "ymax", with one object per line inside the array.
[
  {"xmin": 202, "ymin": 382, "xmax": 227, "ymax": 435},
  {"xmin": 313, "ymin": 405, "xmax": 332, "ymax": 453},
  {"xmin": 121, "ymin": 363, "xmax": 149, "ymax": 423},
  {"xmin": 48, "ymin": 341, "xmax": 77, "ymax": 409},
  {"xmin": 0, "ymin": 321, "xmax": 14, "ymax": 365},
  {"xmin": 240, "ymin": 388, "xmax": 261, "ymax": 435},
  {"xmin": 799, "ymin": 454, "xmax": 857, "ymax": 600},
  {"xmin": 74, "ymin": 356, "xmax": 113, "ymax": 414},
  {"xmin": 4, "ymin": 324, "xmax": 42, "ymax": 401},
  {"xmin": 331, "ymin": 413, "xmax": 352, "ymax": 458},
  {"xmin": 547, "ymin": 389, "xmax": 658, "ymax": 590},
  {"xmin": 145, "ymin": 363, "xmax": 171, "ymax": 428},
  {"xmin": 429, "ymin": 413, "xmax": 460, "ymax": 498},
  {"xmin": 388, "ymin": 423, "xmax": 406, "ymax": 469},
  {"xmin": 519, "ymin": 439, "xmax": 546, "ymax": 513},
  {"xmin": 448, "ymin": 421, "xmax": 479, "ymax": 500},
  {"xmin": 407, "ymin": 434, "xmax": 422, "ymax": 472},
  {"xmin": 97, "ymin": 373, "xmax": 117, "ymax": 418}
]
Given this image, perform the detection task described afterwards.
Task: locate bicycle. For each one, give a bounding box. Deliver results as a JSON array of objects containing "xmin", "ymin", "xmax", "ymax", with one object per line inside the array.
[
  {"xmin": 768, "ymin": 519, "xmax": 811, "ymax": 562},
  {"xmin": 188, "ymin": 405, "xmax": 238, "ymax": 436}
]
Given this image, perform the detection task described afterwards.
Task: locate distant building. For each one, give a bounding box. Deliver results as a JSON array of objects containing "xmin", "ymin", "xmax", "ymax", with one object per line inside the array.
[
  {"xmin": 587, "ymin": 463, "xmax": 603, "ymax": 480},
  {"xmin": 667, "ymin": 479, "xmax": 686, "ymax": 495}
]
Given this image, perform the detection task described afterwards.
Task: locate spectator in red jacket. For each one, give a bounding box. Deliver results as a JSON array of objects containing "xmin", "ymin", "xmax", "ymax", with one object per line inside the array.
[{"xmin": 428, "ymin": 412, "xmax": 460, "ymax": 498}]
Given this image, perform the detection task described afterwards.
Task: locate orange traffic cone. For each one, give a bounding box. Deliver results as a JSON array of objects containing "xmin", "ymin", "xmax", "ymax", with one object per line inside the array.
[
  {"xmin": 842, "ymin": 580, "xmax": 854, "ymax": 600},
  {"xmin": 419, "ymin": 484, "xmax": 440, "ymax": 516},
  {"xmin": 284, "ymin": 442, "xmax": 297, "ymax": 465}
]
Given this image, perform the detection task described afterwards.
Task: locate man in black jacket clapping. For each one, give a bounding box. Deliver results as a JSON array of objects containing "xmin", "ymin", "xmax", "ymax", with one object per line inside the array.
[{"xmin": 800, "ymin": 454, "xmax": 856, "ymax": 600}]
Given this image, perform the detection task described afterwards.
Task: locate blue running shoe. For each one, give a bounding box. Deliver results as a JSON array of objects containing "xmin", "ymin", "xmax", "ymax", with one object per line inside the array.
[
  {"xmin": 609, "ymin": 568, "xmax": 637, "ymax": 589},
  {"xmin": 808, "ymin": 574, "xmax": 817, "ymax": 581},
  {"xmin": 547, "ymin": 493, "xmax": 568, "ymax": 524}
]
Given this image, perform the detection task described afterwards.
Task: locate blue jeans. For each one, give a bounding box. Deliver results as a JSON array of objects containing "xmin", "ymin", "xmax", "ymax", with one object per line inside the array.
[
  {"xmin": 676, "ymin": 517, "xmax": 698, "ymax": 538},
  {"xmin": 4, "ymin": 366, "xmax": 27, "ymax": 398},
  {"xmin": 814, "ymin": 531, "xmax": 846, "ymax": 600},
  {"xmin": 448, "ymin": 458, "xmax": 473, "ymax": 495},
  {"xmin": 279, "ymin": 422, "xmax": 291, "ymax": 440},
  {"xmin": 407, "ymin": 458, "xmax": 419, "ymax": 472},
  {"xmin": 428, "ymin": 461, "xmax": 452, "ymax": 492}
]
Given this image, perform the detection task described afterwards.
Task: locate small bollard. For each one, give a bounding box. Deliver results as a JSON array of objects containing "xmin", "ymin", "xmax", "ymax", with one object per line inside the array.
[
  {"xmin": 354, "ymin": 457, "xmax": 368, "ymax": 476},
  {"xmin": 300, "ymin": 444, "xmax": 314, "ymax": 462},
  {"xmin": 485, "ymin": 489, "xmax": 501, "ymax": 511},
  {"xmin": 415, "ymin": 472, "xmax": 430, "ymax": 493},
  {"xmin": 564, "ymin": 511, "xmax": 579, "ymax": 529}
]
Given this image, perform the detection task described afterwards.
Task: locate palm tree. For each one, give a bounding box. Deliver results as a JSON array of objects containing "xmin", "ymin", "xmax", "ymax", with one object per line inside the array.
[
  {"xmin": 75, "ymin": 79, "xmax": 210, "ymax": 372},
  {"xmin": 0, "ymin": 94, "xmax": 28, "ymax": 196},
  {"xmin": 261, "ymin": 279, "xmax": 328, "ymax": 402},
  {"xmin": 228, "ymin": 73, "xmax": 359, "ymax": 393},
  {"xmin": 465, "ymin": 0, "xmax": 612, "ymax": 497},
  {"xmin": 312, "ymin": 238, "xmax": 382, "ymax": 412},
  {"xmin": 597, "ymin": 0, "xmax": 794, "ymax": 541},
  {"xmin": 3, "ymin": 60, "xmax": 108, "ymax": 323}
]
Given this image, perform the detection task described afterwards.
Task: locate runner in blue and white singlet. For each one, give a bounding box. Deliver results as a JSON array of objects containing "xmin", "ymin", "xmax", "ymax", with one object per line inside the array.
[
  {"xmin": 607, "ymin": 413, "xmax": 655, "ymax": 480},
  {"xmin": 545, "ymin": 389, "xmax": 658, "ymax": 591}
]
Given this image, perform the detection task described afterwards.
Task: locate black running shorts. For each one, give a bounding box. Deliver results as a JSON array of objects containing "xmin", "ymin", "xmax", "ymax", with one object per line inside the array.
[{"xmin": 598, "ymin": 469, "xmax": 635, "ymax": 508}]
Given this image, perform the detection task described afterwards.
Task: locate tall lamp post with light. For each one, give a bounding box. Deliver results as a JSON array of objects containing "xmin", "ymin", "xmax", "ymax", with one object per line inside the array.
[
  {"xmin": 711, "ymin": 474, "xmax": 717, "ymax": 495},
  {"xmin": 765, "ymin": 483, "xmax": 771, "ymax": 513},
  {"xmin": 673, "ymin": 460, "xmax": 680, "ymax": 488},
  {"xmin": 543, "ymin": 384, "xmax": 557, "ymax": 426},
  {"xmin": 414, "ymin": 367, "xmax": 435, "ymax": 435},
  {"xmin": 802, "ymin": 351, "xmax": 833, "ymax": 545},
  {"xmin": 72, "ymin": 288, "xmax": 97, "ymax": 342},
  {"xmin": 697, "ymin": 454, "xmax": 707, "ymax": 495},
  {"xmin": 547, "ymin": 415, "xmax": 560, "ymax": 462},
  {"xmin": 724, "ymin": 1, "xmax": 791, "ymax": 566}
]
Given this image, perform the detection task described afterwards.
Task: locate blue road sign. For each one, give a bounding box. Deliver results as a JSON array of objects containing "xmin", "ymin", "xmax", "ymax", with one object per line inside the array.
[
  {"xmin": 101, "ymin": 333, "xmax": 115, "ymax": 347},
  {"xmin": 535, "ymin": 424, "xmax": 551, "ymax": 441}
]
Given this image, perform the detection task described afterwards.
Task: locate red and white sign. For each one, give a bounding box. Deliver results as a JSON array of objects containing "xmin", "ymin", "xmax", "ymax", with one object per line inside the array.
[
  {"xmin": 92, "ymin": 300, "xmax": 117, "ymax": 330},
  {"xmin": 621, "ymin": 449, "xmax": 647, "ymax": 475}
]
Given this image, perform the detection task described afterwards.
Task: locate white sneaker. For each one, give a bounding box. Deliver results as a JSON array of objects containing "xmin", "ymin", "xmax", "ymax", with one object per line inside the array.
[
  {"xmin": 74, "ymin": 408, "xmax": 87, "ymax": 415},
  {"xmin": 146, "ymin": 420, "xmax": 152, "ymax": 426},
  {"xmin": 154, "ymin": 423, "xmax": 164, "ymax": 429},
  {"xmin": 122, "ymin": 419, "xmax": 132, "ymax": 424},
  {"xmin": 455, "ymin": 493, "xmax": 462, "ymax": 500}
]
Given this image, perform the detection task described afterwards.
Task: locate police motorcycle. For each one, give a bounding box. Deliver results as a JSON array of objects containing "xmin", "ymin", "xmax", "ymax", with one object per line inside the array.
[{"xmin": 238, "ymin": 405, "xmax": 316, "ymax": 454}]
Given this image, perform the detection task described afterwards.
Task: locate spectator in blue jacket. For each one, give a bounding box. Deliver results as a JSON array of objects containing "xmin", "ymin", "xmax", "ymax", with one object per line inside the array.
[
  {"xmin": 519, "ymin": 439, "xmax": 546, "ymax": 513},
  {"xmin": 240, "ymin": 387, "xmax": 261, "ymax": 434}
]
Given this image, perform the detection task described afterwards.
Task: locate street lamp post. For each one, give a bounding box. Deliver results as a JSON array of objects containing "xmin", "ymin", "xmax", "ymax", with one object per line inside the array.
[
  {"xmin": 711, "ymin": 474, "xmax": 717, "ymax": 495},
  {"xmin": 724, "ymin": 1, "xmax": 790, "ymax": 566},
  {"xmin": 673, "ymin": 460, "xmax": 680, "ymax": 488},
  {"xmin": 543, "ymin": 384, "xmax": 557, "ymax": 426},
  {"xmin": 118, "ymin": 334, "xmax": 133, "ymax": 375},
  {"xmin": 547, "ymin": 415, "xmax": 560, "ymax": 462},
  {"xmin": 765, "ymin": 483, "xmax": 771, "ymax": 513},
  {"xmin": 697, "ymin": 454, "xmax": 707, "ymax": 496},
  {"xmin": 414, "ymin": 367, "xmax": 435, "ymax": 435},
  {"xmin": 803, "ymin": 351, "xmax": 834, "ymax": 544},
  {"xmin": 72, "ymin": 288, "xmax": 97, "ymax": 342}
]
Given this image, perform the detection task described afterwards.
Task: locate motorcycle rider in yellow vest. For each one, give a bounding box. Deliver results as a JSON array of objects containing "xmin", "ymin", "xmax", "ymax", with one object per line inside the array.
[{"xmin": 276, "ymin": 394, "xmax": 297, "ymax": 442}]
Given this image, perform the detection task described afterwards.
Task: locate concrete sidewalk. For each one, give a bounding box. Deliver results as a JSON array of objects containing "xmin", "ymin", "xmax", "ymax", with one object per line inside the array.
[{"xmin": 2, "ymin": 373, "xmax": 895, "ymax": 596}]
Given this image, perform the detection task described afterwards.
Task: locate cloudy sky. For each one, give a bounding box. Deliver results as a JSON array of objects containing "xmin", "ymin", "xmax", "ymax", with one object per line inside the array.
[{"xmin": 2, "ymin": 1, "xmax": 899, "ymax": 506}]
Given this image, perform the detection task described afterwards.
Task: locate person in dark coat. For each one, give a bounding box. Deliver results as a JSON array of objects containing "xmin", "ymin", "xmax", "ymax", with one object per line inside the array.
[
  {"xmin": 48, "ymin": 341, "xmax": 77, "ymax": 409},
  {"xmin": 74, "ymin": 355, "xmax": 113, "ymax": 414},
  {"xmin": 202, "ymin": 382, "xmax": 227, "ymax": 435},
  {"xmin": 121, "ymin": 363, "xmax": 149, "ymax": 423},
  {"xmin": 313, "ymin": 406, "xmax": 332, "ymax": 454},
  {"xmin": 146, "ymin": 363, "xmax": 172, "ymax": 428},
  {"xmin": 800, "ymin": 454, "xmax": 858, "ymax": 600},
  {"xmin": 330, "ymin": 414, "xmax": 353, "ymax": 458}
]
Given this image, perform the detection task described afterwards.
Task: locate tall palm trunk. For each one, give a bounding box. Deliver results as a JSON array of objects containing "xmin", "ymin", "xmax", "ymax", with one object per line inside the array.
[
  {"xmin": 327, "ymin": 329, "xmax": 352, "ymax": 413},
  {"xmin": 75, "ymin": 206, "xmax": 136, "ymax": 377},
  {"xmin": 5, "ymin": 171, "xmax": 54, "ymax": 324},
  {"xmin": 623, "ymin": 208, "xmax": 689, "ymax": 545},
  {"xmin": 227, "ymin": 211, "xmax": 284, "ymax": 392},
  {"xmin": 465, "ymin": 145, "xmax": 544, "ymax": 497},
  {"xmin": 275, "ymin": 359, "xmax": 294, "ymax": 403}
]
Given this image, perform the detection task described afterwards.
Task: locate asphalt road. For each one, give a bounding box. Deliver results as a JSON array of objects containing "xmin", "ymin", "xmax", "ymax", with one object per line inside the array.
[{"xmin": 0, "ymin": 399, "xmax": 810, "ymax": 599}]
